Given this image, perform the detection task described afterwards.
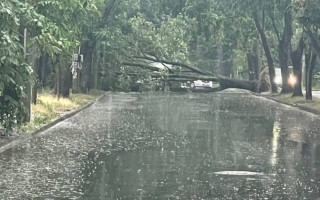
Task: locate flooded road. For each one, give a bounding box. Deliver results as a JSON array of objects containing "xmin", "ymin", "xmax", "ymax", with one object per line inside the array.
[{"xmin": 1, "ymin": 90, "xmax": 320, "ymax": 199}]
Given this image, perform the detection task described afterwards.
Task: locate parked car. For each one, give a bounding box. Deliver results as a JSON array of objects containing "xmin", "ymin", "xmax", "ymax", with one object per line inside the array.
[{"xmin": 189, "ymin": 80, "xmax": 214, "ymax": 90}]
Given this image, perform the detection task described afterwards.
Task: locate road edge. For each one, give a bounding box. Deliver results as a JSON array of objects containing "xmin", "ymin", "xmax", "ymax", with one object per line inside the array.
[
  {"xmin": 0, "ymin": 93, "xmax": 106, "ymax": 154},
  {"xmin": 251, "ymin": 92, "xmax": 320, "ymax": 115}
]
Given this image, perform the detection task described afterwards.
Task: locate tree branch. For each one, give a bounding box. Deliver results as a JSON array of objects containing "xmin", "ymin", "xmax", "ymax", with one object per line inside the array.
[
  {"xmin": 122, "ymin": 62, "xmax": 160, "ymax": 71},
  {"xmin": 310, "ymin": 31, "xmax": 320, "ymax": 55},
  {"xmin": 116, "ymin": 72, "xmax": 258, "ymax": 92},
  {"xmin": 143, "ymin": 53, "xmax": 174, "ymax": 73},
  {"xmin": 135, "ymin": 55, "xmax": 215, "ymax": 76},
  {"xmin": 99, "ymin": 0, "xmax": 118, "ymax": 28},
  {"xmin": 270, "ymin": 14, "xmax": 281, "ymax": 42}
]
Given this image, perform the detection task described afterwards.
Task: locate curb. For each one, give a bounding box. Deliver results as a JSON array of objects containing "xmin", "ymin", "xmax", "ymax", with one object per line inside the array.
[
  {"xmin": 0, "ymin": 93, "xmax": 106, "ymax": 154},
  {"xmin": 252, "ymin": 92, "xmax": 320, "ymax": 115}
]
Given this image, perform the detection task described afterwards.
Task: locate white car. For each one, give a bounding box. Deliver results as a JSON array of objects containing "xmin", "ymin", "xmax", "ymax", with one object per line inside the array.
[{"xmin": 190, "ymin": 80, "xmax": 213, "ymax": 89}]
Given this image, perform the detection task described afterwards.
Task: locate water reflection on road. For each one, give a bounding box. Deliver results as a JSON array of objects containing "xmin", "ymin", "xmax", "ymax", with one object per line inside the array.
[{"xmin": 1, "ymin": 90, "xmax": 320, "ymax": 199}]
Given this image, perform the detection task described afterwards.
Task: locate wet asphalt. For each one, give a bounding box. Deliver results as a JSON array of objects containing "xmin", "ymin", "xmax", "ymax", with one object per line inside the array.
[{"xmin": 0, "ymin": 89, "xmax": 320, "ymax": 199}]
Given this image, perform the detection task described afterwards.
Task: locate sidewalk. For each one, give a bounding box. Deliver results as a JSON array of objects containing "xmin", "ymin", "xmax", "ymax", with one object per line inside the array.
[
  {"xmin": 0, "ymin": 91, "xmax": 106, "ymax": 153},
  {"xmin": 260, "ymin": 92, "xmax": 320, "ymax": 115}
]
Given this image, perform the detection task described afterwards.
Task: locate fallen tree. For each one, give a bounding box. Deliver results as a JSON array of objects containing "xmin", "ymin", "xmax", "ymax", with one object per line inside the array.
[
  {"xmin": 122, "ymin": 62, "xmax": 160, "ymax": 71},
  {"xmin": 117, "ymin": 72, "xmax": 259, "ymax": 92},
  {"xmin": 121, "ymin": 55, "xmax": 259, "ymax": 92}
]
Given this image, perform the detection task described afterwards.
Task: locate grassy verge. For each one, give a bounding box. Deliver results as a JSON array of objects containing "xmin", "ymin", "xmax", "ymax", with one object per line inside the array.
[
  {"xmin": 23, "ymin": 89, "xmax": 105, "ymax": 132},
  {"xmin": 266, "ymin": 93, "xmax": 320, "ymax": 111}
]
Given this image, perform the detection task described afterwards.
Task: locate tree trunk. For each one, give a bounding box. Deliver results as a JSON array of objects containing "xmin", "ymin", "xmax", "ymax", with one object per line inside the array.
[
  {"xmin": 55, "ymin": 60, "xmax": 60, "ymax": 99},
  {"xmin": 279, "ymin": 42, "xmax": 291, "ymax": 93},
  {"xmin": 100, "ymin": 43, "xmax": 106, "ymax": 90},
  {"xmin": 79, "ymin": 41, "xmax": 95, "ymax": 93},
  {"xmin": 25, "ymin": 43, "xmax": 37, "ymax": 121},
  {"xmin": 252, "ymin": 39, "xmax": 260, "ymax": 80},
  {"xmin": 219, "ymin": 76, "xmax": 257, "ymax": 92},
  {"xmin": 61, "ymin": 59, "xmax": 72, "ymax": 98},
  {"xmin": 91, "ymin": 47, "xmax": 100, "ymax": 89},
  {"xmin": 117, "ymin": 72, "xmax": 258, "ymax": 92},
  {"xmin": 247, "ymin": 39, "xmax": 260, "ymax": 81},
  {"xmin": 253, "ymin": 12, "xmax": 277, "ymax": 93},
  {"xmin": 72, "ymin": 69, "xmax": 81, "ymax": 93},
  {"xmin": 55, "ymin": 57, "xmax": 71, "ymax": 98},
  {"xmin": 291, "ymin": 38, "xmax": 304, "ymax": 97},
  {"xmin": 217, "ymin": 45, "xmax": 223, "ymax": 76},
  {"xmin": 37, "ymin": 53, "xmax": 50, "ymax": 87},
  {"xmin": 32, "ymin": 58, "xmax": 39, "ymax": 104},
  {"xmin": 306, "ymin": 52, "xmax": 317, "ymax": 100},
  {"xmin": 279, "ymin": 8, "xmax": 293, "ymax": 94},
  {"xmin": 222, "ymin": 59, "xmax": 233, "ymax": 78},
  {"xmin": 247, "ymin": 53, "xmax": 255, "ymax": 80}
]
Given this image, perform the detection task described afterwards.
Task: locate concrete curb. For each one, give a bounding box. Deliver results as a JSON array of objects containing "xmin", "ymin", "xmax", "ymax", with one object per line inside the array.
[{"xmin": 0, "ymin": 93, "xmax": 106, "ymax": 154}]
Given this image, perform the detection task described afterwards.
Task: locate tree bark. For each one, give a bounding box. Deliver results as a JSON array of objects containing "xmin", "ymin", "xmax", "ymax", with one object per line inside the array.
[
  {"xmin": 253, "ymin": 12, "xmax": 278, "ymax": 93},
  {"xmin": 291, "ymin": 37, "xmax": 304, "ymax": 97}
]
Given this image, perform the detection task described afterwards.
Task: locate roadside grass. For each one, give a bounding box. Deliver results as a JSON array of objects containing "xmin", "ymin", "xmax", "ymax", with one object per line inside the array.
[
  {"xmin": 269, "ymin": 93, "xmax": 320, "ymax": 111},
  {"xmin": 23, "ymin": 89, "xmax": 105, "ymax": 131}
]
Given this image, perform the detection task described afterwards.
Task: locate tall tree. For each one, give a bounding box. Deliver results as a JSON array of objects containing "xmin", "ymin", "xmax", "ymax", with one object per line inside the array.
[
  {"xmin": 291, "ymin": 37, "xmax": 304, "ymax": 97},
  {"xmin": 252, "ymin": 11, "xmax": 278, "ymax": 93},
  {"xmin": 270, "ymin": 0, "xmax": 293, "ymax": 93}
]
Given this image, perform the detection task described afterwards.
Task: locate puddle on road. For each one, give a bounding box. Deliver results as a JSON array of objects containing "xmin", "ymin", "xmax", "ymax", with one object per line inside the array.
[{"xmin": 213, "ymin": 171, "xmax": 265, "ymax": 176}]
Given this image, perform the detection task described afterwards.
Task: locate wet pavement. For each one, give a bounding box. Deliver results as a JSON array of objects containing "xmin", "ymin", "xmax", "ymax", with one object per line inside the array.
[{"xmin": 1, "ymin": 89, "xmax": 320, "ymax": 199}]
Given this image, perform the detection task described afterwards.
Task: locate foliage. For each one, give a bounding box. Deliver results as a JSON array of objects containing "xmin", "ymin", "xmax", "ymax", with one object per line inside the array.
[
  {"xmin": 0, "ymin": 0, "xmax": 105, "ymax": 129},
  {"xmin": 0, "ymin": 0, "xmax": 36, "ymax": 129},
  {"xmin": 115, "ymin": 74, "xmax": 132, "ymax": 92}
]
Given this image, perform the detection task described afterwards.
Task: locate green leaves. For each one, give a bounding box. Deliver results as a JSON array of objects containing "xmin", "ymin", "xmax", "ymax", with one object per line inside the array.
[{"xmin": 0, "ymin": 0, "xmax": 36, "ymax": 129}]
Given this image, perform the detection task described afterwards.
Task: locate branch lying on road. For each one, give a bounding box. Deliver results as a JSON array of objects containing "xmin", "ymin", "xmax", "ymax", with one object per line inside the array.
[
  {"xmin": 116, "ymin": 72, "xmax": 259, "ymax": 92},
  {"xmin": 122, "ymin": 54, "xmax": 258, "ymax": 92}
]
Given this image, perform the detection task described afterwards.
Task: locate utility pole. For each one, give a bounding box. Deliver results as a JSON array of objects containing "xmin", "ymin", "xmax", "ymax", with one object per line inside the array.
[
  {"xmin": 23, "ymin": 28, "xmax": 31, "ymax": 122},
  {"xmin": 302, "ymin": 54, "xmax": 306, "ymax": 88}
]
